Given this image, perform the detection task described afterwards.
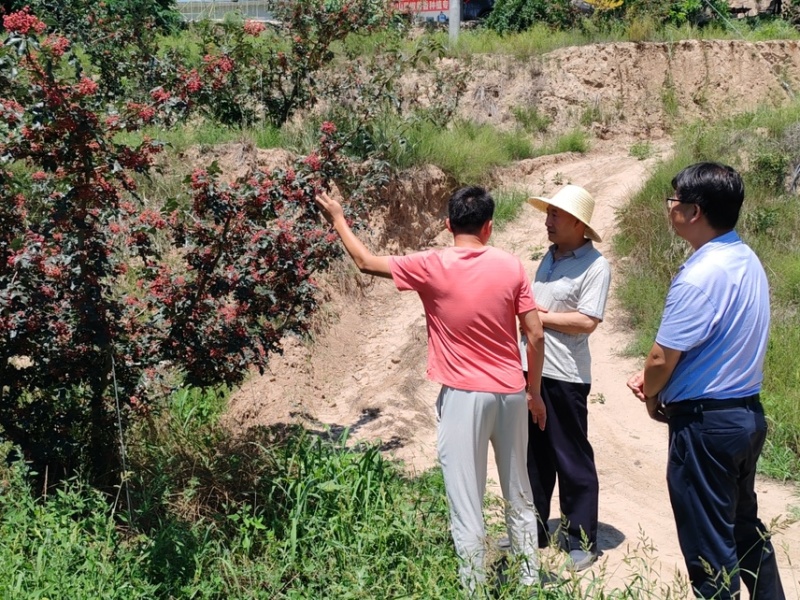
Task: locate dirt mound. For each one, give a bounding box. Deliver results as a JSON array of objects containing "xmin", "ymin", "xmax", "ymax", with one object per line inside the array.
[
  {"xmin": 177, "ymin": 142, "xmax": 296, "ymax": 180},
  {"xmin": 374, "ymin": 164, "xmax": 457, "ymax": 252},
  {"xmin": 460, "ymin": 40, "xmax": 800, "ymax": 138}
]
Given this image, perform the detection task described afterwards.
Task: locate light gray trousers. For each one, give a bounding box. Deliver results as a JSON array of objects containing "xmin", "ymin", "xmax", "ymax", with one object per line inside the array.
[{"xmin": 436, "ymin": 385, "xmax": 540, "ymax": 592}]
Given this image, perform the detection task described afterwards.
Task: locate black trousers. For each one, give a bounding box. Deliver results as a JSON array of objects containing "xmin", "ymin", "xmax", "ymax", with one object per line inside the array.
[
  {"xmin": 667, "ymin": 403, "xmax": 784, "ymax": 600},
  {"xmin": 526, "ymin": 375, "xmax": 598, "ymax": 552}
]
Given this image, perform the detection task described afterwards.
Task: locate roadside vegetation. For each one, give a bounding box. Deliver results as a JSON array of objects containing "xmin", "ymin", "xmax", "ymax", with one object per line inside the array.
[
  {"xmin": 614, "ymin": 103, "xmax": 800, "ymax": 480},
  {"xmin": 2, "ymin": 0, "xmax": 800, "ymax": 596}
]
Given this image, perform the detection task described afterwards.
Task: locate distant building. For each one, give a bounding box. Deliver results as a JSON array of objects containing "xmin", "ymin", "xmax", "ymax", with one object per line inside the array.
[
  {"xmin": 176, "ymin": 0, "xmax": 273, "ymax": 22},
  {"xmin": 396, "ymin": 0, "xmax": 497, "ymax": 22},
  {"xmin": 176, "ymin": 0, "xmax": 494, "ymax": 23}
]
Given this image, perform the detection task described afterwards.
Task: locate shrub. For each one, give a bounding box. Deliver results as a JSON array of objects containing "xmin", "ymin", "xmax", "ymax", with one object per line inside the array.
[
  {"xmin": 24, "ymin": 0, "xmax": 176, "ymax": 101},
  {"xmin": 623, "ymin": 0, "xmax": 729, "ymax": 25},
  {"xmin": 0, "ymin": 14, "xmax": 364, "ymax": 485},
  {"xmin": 486, "ymin": 0, "xmax": 578, "ymax": 33}
]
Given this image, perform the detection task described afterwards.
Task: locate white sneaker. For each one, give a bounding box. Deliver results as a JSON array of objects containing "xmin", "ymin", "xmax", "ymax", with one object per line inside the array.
[{"xmin": 566, "ymin": 549, "xmax": 597, "ymax": 571}]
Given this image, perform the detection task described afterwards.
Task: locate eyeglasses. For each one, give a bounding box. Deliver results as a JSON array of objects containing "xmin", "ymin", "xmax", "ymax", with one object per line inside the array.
[{"xmin": 665, "ymin": 196, "xmax": 696, "ymax": 206}]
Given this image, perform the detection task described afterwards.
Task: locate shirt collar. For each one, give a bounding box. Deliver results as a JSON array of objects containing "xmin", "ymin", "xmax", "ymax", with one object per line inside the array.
[
  {"xmin": 548, "ymin": 240, "xmax": 594, "ymax": 260},
  {"xmin": 680, "ymin": 230, "xmax": 741, "ymax": 271}
]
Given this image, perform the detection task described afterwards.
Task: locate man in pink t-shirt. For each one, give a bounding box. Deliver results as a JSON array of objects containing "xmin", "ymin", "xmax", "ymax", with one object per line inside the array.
[{"xmin": 316, "ymin": 186, "xmax": 547, "ymax": 593}]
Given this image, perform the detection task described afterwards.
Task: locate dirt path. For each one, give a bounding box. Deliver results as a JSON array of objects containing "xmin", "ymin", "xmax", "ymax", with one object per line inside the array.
[{"xmin": 227, "ymin": 139, "xmax": 800, "ymax": 597}]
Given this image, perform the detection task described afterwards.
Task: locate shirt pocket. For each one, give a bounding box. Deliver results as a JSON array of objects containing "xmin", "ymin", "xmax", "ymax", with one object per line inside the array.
[{"xmin": 550, "ymin": 278, "xmax": 576, "ymax": 303}]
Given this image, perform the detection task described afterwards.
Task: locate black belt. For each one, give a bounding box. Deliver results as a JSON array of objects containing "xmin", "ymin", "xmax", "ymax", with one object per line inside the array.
[{"xmin": 662, "ymin": 394, "xmax": 760, "ymax": 419}]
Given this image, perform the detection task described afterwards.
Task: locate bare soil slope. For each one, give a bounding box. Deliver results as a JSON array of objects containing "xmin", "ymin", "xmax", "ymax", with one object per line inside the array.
[
  {"xmin": 462, "ymin": 39, "xmax": 800, "ymax": 139},
  {"xmin": 225, "ymin": 40, "xmax": 800, "ymax": 596}
]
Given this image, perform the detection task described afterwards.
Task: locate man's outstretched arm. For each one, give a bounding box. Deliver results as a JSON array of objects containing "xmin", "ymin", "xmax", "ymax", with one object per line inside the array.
[{"xmin": 315, "ymin": 191, "xmax": 393, "ymax": 279}]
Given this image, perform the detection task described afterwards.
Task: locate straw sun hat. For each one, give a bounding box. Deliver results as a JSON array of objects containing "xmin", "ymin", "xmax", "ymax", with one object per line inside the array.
[{"xmin": 527, "ymin": 184, "xmax": 602, "ymax": 243}]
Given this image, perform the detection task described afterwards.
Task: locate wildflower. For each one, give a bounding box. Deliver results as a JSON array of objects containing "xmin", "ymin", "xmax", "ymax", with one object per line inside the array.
[
  {"xmin": 243, "ymin": 20, "xmax": 266, "ymax": 36},
  {"xmin": 3, "ymin": 8, "xmax": 47, "ymax": 36},
  {"xmin": 75, "ymin": 77, "xmax": 99, "ymax": 97},
  {"xmin": 41, "ymin": 35, "xmax": 70, "ymax": 57}
]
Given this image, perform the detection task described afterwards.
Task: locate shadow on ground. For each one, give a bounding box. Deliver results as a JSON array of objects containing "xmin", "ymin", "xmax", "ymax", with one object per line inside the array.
[{"xmin": 290, "ymin": 407, "xmax": 405, "ymax": 451}]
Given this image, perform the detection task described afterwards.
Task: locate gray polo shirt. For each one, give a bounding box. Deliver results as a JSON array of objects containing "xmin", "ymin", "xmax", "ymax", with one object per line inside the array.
[{"xmin": 521, "ymin": 241, "xmax": 611, "ymax": 384}]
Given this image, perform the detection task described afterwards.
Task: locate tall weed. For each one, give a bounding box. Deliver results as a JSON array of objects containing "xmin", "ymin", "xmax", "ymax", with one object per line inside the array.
[
  {"xmin": 400, "ymin": 120, "xmax": 534, "ymax": 182},
  {"xmin": 493, "ymin": 189, "xmax": 530, "ymax": 228}
]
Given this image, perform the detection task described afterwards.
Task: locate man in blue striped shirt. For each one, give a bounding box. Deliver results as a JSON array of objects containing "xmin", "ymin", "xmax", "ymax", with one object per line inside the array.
[{"xmin": 627, "ymin": 162, "xmax": 784, "ymax": 600}]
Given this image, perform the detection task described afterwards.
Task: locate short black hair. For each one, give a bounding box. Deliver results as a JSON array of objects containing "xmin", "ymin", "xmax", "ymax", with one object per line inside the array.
[
  {"xmin": 448, "ymin": 186, "xmax": 494, "ymax": 235},
  {"xmin": 672, "ymin": 162, "xmax": 744, "ymax": 231}
]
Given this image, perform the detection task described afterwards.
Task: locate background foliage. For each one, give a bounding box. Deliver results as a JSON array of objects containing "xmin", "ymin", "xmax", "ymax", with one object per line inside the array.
[
  {"xmin": 486, "ymin": 0, "xmax": 732, "ymax": 33},
  {"xmin": 486, "ymin": 0, "xmax": 578, "ymax": 33}
]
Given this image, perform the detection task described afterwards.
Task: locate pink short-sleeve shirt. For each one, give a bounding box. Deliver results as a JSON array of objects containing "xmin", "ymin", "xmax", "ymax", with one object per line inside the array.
[{"xmin": 389, "ymin": 246, "xmax": 536, "ymax": 394}]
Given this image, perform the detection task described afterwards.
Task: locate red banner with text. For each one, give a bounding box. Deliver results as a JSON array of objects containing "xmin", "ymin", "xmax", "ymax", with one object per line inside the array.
[{"xmin": 394, "ymin": 0, "xmax": 449, "ymax": 13}]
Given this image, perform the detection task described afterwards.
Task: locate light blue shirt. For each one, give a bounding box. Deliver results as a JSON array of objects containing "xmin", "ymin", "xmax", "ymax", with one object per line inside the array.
[{"xmin": 656, "ymin": 231, "xmax": 770, "ymax": 404}]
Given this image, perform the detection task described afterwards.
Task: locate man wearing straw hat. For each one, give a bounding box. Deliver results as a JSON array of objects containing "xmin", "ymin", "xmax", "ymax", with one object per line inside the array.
[{"xmin": 521, "ymin": 184, "xmax": 610, "ymax": 571}]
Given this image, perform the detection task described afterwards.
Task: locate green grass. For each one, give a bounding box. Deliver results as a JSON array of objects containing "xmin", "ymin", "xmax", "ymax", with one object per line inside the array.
[
  {"xmin": 116, "ymin": 122, "xmax": 242, "ymax": 154},
  {"xmin": 740, "ymin": 17, "xmax": 800, "ymax": 42},
  {"xmin": 323, "ymin": 17, "xmax": 800, "ymax": 63},
  {"xmin": 493, "ymin": 189, "xmax": 530, "ymax": 229},
  {"xmin": 442, "ymin": 23, "xmax": 597, "ymax": 58},
  {"xmin": 117, "ymin": 121, "xmax": 286, "ymax": 155},
  {"xmin": 1, "ymin": 374, "xmax": 796, "ymax": 597},
  {"xmin": 0, "ymin": 449, "xmax": 157, "ymax": 599},
  {"xmin": 0, "ymin": 392, "xmax": 466, "ymax": 598},
  {"xmin": 761, "ymin": 317, "xmax": 800, "ymax": 479},
  {"xmin": 629, "ymin": 141, "xmax": 655, "ymax": 160},
  {"xmin": 392, "ymin": 119, "xmax": 535, "ymax": 183},
  {"xmin": 536, "ymin": 129, "xmax": 590, "ymax": 156},
  {"xmin": 0, "ymin": 407, "xmax": 734, "ymax": 598},
  {"xmin": 513, "ymin": 105, "xmax": 552, "ymax": 133},
  {"xmin": 613, "ymin": 101, "xmax": 800, "ymax": 475}
]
